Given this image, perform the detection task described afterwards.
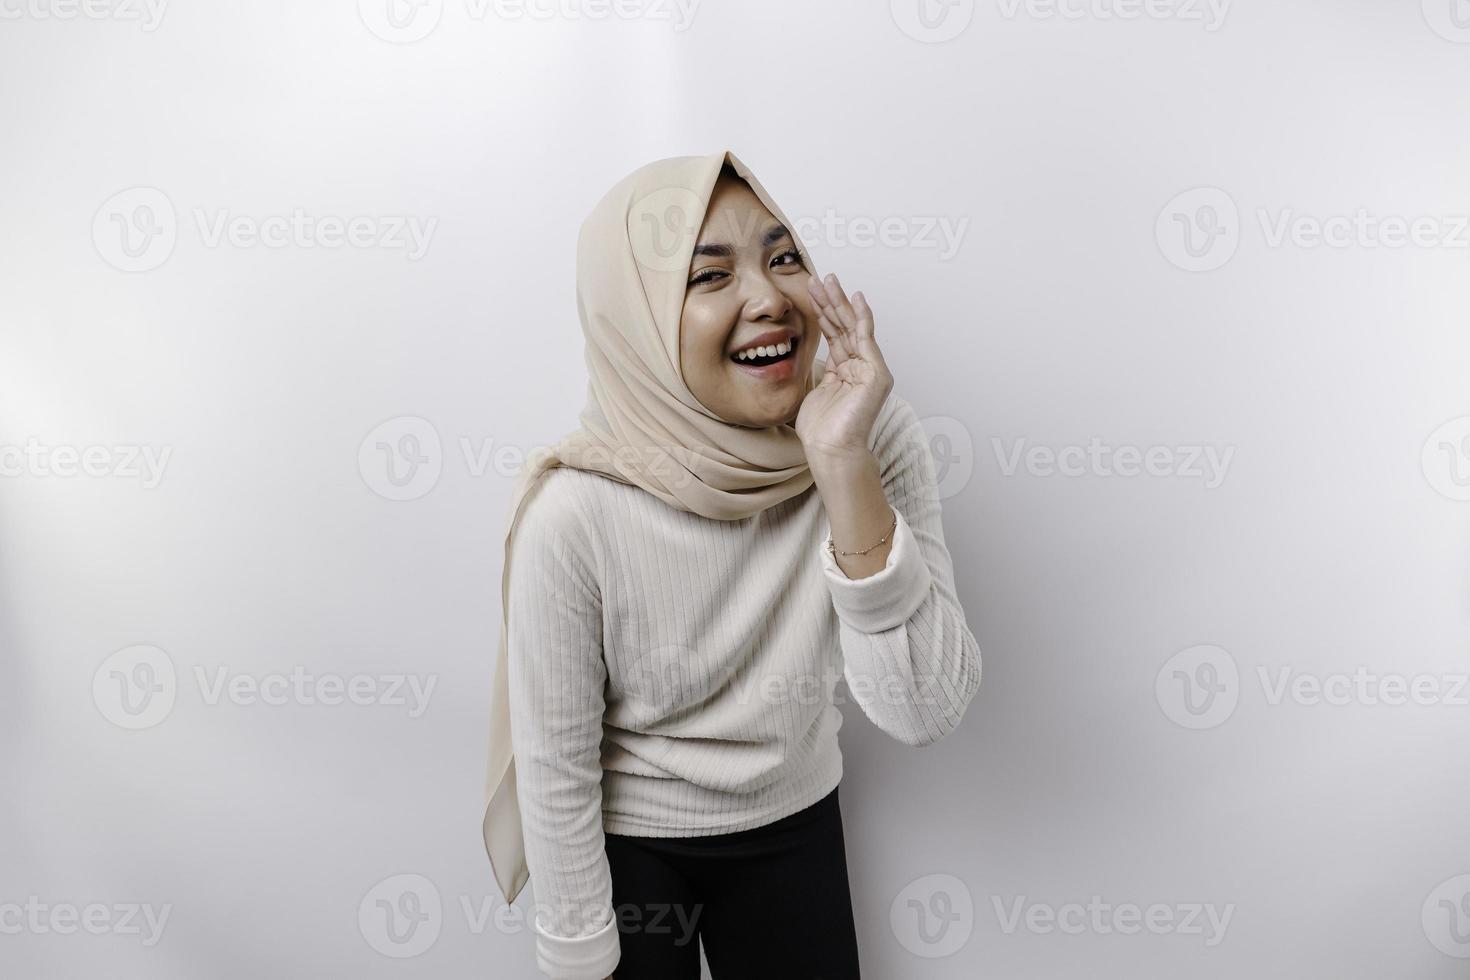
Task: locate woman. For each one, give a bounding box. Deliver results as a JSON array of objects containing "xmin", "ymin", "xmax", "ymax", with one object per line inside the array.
[{"xmin": 482, "ymin": 149, "xmax": 982, "ymax": 979}]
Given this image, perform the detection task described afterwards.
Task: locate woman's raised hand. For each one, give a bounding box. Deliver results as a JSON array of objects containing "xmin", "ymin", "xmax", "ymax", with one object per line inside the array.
[{"xmin": 794, "ymin": 272, "xmax": 894, "ymax": 465}]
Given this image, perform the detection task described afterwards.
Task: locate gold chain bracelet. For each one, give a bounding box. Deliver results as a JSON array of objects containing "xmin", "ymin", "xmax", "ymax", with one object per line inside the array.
[{"xmin": 828, "ymin": 509, "xmax": 898, "ymax": 557}]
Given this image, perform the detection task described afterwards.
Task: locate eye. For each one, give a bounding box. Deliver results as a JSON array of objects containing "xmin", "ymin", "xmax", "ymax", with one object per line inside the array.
[
  {"xmin": 772, "ymin": 247, "xmax": 804, "ymax": 270},
  {"xmin": 686, "ymin": 247, "xmax": 803, "ymax": 288},
  {"xmin": 688, "ymin": 266, "xmax": 728, "ymax": 288}
]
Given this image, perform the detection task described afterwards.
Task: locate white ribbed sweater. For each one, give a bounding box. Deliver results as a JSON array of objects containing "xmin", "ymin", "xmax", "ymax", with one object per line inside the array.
[{"xmin": 505, "ymin": 392, "xmax": 982, "ymax": 979}]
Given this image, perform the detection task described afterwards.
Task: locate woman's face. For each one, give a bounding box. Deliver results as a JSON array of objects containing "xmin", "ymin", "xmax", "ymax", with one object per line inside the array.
[{"xmin": 678, "ymin": 174, "xmax": 819, "ymax": 428}]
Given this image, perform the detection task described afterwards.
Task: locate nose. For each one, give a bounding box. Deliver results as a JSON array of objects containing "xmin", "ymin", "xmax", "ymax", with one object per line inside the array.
[{"xmin": 742, "ymin": 271, "xmax": 793, "ymax": 322}]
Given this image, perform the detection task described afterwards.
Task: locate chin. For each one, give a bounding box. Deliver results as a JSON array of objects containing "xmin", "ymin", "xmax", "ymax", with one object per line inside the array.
[
  {"xmin": 739, "ymin": 388, "xmax": 803, "ymax": 428},
  {"xmin": 706, "ymin": 347, "xmax": 813, "ymax": 427}
]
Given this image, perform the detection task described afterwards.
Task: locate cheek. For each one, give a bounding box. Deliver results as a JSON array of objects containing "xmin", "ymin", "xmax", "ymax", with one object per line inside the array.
[
  {"xmin": 790, "ymin": 294, "xmax": 820, "ymax": 346},
  {"xmin": 680, "ymin": 299, "xmax": 734, "ymax": 366},
  {"xmin": 787, "ymin": 284, "xmax": 817, "ymax": 324}
]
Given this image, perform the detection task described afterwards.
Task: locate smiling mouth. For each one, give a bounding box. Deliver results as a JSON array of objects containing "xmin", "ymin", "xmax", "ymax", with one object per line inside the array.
[{"xmin": 730, "ymin": 335, "xmax": 799, "ymax": 367}]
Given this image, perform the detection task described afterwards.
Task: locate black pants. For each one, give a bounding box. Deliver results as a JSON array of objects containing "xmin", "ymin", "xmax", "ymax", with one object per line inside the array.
[{"xmin": 602, "ymin": 784, "xmax": 862, "ymax": 979}]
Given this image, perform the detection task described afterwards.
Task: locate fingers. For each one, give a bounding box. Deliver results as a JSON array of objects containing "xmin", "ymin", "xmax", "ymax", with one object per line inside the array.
[
  {"xmin": 810, "ymin": 272, "xmax": 875, "ymax": 340},
  {"xmin": 821, "ymin": 281, "xmax": 891, "ymax": 390},
  {"xmin": 851, "ymin": 290, "xmax": 876, "ymax": 342},
  {"xmin": 849, "ymin": 291, "xmax": 888, "ymax": 372},
  {"xmin": 816, "ymin": 304, "xmax": 852, "ymax": 365},
  {"xmin": 807, "ymin": 275, "xmax": 850, "ymax": 365},
  {"xmin": 806, "ymin": 273, "xmax": 885, "ymax": 375},
  {"xmin": 817, "ymin": 273, "xmax": 859, "ymax": 335}
]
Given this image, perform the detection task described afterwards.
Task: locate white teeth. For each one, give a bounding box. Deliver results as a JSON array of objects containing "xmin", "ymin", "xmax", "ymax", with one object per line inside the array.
[{"xmin": 734, "ymin": 339, "xmax": 793, "ymax": 361}]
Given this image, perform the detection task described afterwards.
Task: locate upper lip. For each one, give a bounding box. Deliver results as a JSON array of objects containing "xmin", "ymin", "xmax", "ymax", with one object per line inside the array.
[{"xmin": 729, "ymin": 328, "xmax": 800, "ymax": 356}]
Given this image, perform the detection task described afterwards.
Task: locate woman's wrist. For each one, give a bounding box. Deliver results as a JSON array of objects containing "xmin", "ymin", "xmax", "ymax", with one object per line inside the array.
[
  {"xmin": 807, "ymin": 446, "xmax": 878, "ymax": 481},
  {"xmin": 809, "ymin": 449, "xmax": 895, "ymax": 578}
]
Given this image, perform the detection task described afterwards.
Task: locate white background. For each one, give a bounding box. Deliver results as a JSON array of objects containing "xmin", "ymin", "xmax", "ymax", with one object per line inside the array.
[{"xmin": 3, "ymin": 0, "xmax": 1470, "ymax": 976}]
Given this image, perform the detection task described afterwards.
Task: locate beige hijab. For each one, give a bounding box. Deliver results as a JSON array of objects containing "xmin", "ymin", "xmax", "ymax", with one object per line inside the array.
[{"xmin": 483, "ymin": 149, "xmax": 826, "ymax": 902}]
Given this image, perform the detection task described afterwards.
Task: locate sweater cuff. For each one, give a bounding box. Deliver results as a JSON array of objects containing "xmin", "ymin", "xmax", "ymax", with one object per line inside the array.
[
  {"xmin": 819, "ymin": 506, "xmax": 934, "ymax": 633},
  {"xmin": 533, "ymin": 909, "xmax": 619, "ymax": 980}
]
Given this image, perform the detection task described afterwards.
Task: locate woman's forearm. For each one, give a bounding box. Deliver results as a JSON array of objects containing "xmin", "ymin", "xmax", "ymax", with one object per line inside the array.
[{"xmin": 810, "ymin": 448, "xmax": 896, "ymax": 580}]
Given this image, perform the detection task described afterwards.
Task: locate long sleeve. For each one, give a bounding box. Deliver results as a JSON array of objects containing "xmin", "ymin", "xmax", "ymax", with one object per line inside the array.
[
  {"xmin": 819, "ymin": 394, "xmax": 983, "ymax": 747},
  {"xmin": 506, "ymin": 483, "xmax": 621, "ymax": 980}
]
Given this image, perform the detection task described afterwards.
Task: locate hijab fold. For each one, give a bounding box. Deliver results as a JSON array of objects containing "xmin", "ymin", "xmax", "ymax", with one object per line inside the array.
[{"xmin": 483, "ymin": 149, "xmax": 825, "ymax": 902}]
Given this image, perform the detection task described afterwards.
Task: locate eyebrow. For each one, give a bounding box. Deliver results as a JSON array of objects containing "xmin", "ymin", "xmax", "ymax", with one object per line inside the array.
[{"xmin": 691, "ymin": 223, "xmax": 793, "ymax": 259}]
